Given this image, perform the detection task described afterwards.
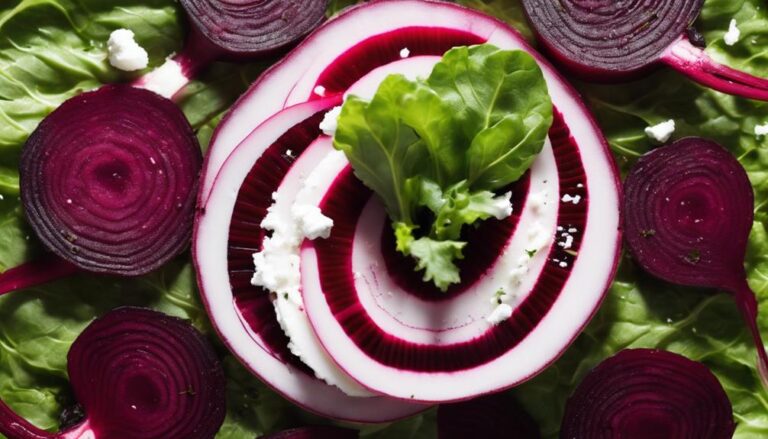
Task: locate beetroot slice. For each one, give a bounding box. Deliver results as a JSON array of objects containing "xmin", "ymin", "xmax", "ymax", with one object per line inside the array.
[
  {"xmin": 623, "ymin": 137, "xmax": 768, "ymax": 388},
  {"xmin": 561, "ymin": 349, "xmax": 734, "ymax": 439},
  {"xmin": 180, "ymin": 0, "xmax": 328, "ymax": 60},
  {"xmin": 259, "ymin": 426, "xmax": 359, "ymax": 439},
  {"xmin": 437, "ymin": 393, "xmax": 540, "ymax": 439},
  {"xmin": 19, "ymin": 85, "xmax": 201, "ymax": 277},
  {"xmin": 0, "ymin": 255, "xmax": 79, "ymax": 296},
  {"xmin": 0, "ymin": 307, "xmax": 225, "ymax": 439},
  {"xmin": 65, "ymin": 307, "xmax": 226, "ymax": 438},
  {"xmin": 521, "ymin": 0, "xmax": 768, "ymax": 101}
]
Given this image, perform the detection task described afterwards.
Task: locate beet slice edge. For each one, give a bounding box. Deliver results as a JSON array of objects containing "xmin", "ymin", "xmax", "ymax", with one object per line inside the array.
[
  {"xmin": 19, "ymin": 85, "xmax": 201, "ymax": 277},
  {"xmin": 623, "ymin": 137, "xmax": 768, "ymax": 389},
  {"xmin": 561, "ymin": 349, "xmax": 735, "ymax": 439},
  {"xmin": 521, "ymin": 0, "xmax": 768, "ymax": 101},
  {"xmin": 0, "ymin": 307, "xmax": 226, "ymax": 439}
]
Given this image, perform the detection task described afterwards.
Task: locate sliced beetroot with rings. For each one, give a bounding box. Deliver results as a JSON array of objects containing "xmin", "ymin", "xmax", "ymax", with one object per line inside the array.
[
  {"xmin": 522, "ymin": 0, "xmax": 768, "ymax": 101},
  {"xmin": 0, "ymin": 307, "xmax": 226, "ymax": 439},
  {"xmin": 19, "ymin": 85, "xmax": 201, "ymax": 277},
  {"xmin": 179, "ymin": 0, "xmax": 329, "ymax": 60},
  {"xmin": 623, "ymin": 137, "xmax": 768, "ymax": 389},
  {"xmin": 561, "ymin": 349, "xmax": 734, "ymax": 439}
]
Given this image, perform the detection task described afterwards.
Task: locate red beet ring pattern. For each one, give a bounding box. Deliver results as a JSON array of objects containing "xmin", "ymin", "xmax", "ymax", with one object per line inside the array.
[
  {"xmin": 310, "ymin": 27, "xmax": 485, "ymax": 98},
  {"xmin": 314, "ymin": 109, "xmax": 588, "ymax": 372},
  {"xmin": 226, "ymin": 111, "xmax": 325, "ymax": 372}
]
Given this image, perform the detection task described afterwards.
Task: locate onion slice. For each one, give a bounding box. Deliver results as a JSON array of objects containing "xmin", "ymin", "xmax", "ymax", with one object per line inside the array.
[
  {"xmin": 561, "ymin": 349, "xmax": 735, "ymax": 438},
  {"xmin": 623, "ymin": 137, "xmax": 768, "ymax": 389},
  {"xmin": 521, "ymin": 0, "xmax": 768, "ymax": 101},
  {"xmin": 20, "ymin": 85, "xmax": 201, "ymax": 277}
]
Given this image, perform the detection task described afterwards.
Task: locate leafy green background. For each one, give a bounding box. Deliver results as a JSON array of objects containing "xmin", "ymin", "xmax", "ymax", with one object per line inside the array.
[{"xmin": 0, "ymin": 0, "xmax": 766, "ymax": 437}]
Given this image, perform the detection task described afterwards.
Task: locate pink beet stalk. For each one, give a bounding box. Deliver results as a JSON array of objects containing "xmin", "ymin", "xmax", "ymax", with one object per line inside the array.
[
  {"xmin": 663, "ymin": 38, "xmax": 768, "ymax": 101},
  {"xmin": 0, "ymin": 256, "xmax": 80, "ymax": 296}
]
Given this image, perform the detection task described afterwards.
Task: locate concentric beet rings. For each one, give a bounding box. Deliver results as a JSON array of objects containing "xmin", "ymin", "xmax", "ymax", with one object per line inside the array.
[
  {"xmin": 180, "ymin": 0, "xmax": 329, "ymax": 59},
  {"xmin": 561, "ymin": 349, "xmax": 735, "ymax": 439},
  {"xmin": 66, "ymin": 307, "xmax": 226, "ymax": 438},
  {"xmin": 20, "ymin": 85, "xmax": 202, "ymax": 276}
]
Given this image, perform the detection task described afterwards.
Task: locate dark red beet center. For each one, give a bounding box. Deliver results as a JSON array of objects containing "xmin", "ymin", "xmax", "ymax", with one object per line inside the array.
[
  {"xmin": 561, "ymin": 349, "xmax": 734, "ymax": 439},
  {"xmin": 437, "ymin": 392, "xmax": 540, "ymax": 439},
  {"xmin": 20, "ymin": 85, "xmax": 201, "ymax": 276}
]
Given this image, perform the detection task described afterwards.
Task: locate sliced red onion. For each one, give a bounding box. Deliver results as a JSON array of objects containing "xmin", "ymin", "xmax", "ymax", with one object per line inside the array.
[
  {"xmin": 521, "ymin": 0, "xmax": 768, "ymax": 101},
  {"xmin": 195, "ymin": 97, "xmax": 426, "ymax": 422},
  {"xmin": 561, "ymin": 349, "xmax": 734, "ymax": 438},
  {"xmin": 198, "ymin": 0, "xmax": 620, "ymax": 405},
  {"xmin": 623, "ymin": 137, "xmax": 768, "ymax": 388},
  {"xmin": 19, "ymin": 85, "xmax": 201, "ymax": 276},
  {"xmin": 437, "ymin": 393, "xmax": 540, "ymax": 439},
  {"xmin": 259, "ymin": 426, "xmax": 358, "ymax": 439},
  {"xmin": 0, "ymin": 307, "xmax": 226, "ymax": 439},
  {"xmin": 200, "ymin": 0, "xmax": 537, "ymax": 203}
]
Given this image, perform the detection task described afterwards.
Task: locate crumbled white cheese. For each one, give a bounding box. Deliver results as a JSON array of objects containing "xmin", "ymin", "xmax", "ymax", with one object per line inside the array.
[
  {"xmin": 314, "ymin": 85, "xmax": 326, "ymax": 96},
  {"xmin": 724, "ymin": 19, "xmax": 741, "ymax": 46},
  {"xmin": 561, "ymin": 194, "xmax": 581, "ymax": 205},
  {"xmin": 489, "ymin": 191, "xmax": 513, "ymax": 219},
  {"xmin": 756, "ymin": 123, "xmax": 768, "ymax": 137},
  {"xmin": 251, "ymin": 198, "xmax": 333, "ymax": 303},
  {"xmin": 291, "ymin": 204, "xmax": 334, "ymax": 240},
  {"xmin": 400, "ymin": 47, "xmax": 411, "ymax": 58},
  {"xmin": 107, "ymin": 29, "xmax": 149, "ymax": 71},
  {"xmin": 486, "ymin": 303, "xmax": 513, "ymax": 325},
  {"xmin": 558, "ymin": 234, "xmax": 574, "ymax": 250},
  {"xmin": 645, "ymin": 119, "xmax": 675, "ymax": 143},
  {"xmin": 140, "ymin": 58, "xmax": 186, "ymax": 98},
  {"xmin": 319, "ymin": 106, "xmax": 343, "ymax": 137}
]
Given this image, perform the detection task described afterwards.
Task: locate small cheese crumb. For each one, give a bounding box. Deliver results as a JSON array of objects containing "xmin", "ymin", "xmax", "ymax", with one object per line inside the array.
[
  {"xmin": 399, "ymin": 47, "xmax": 411, "ymax": 58},
  {"xmin": 291, "ymin": 204, "xmax": 334, "ymax": 240},
  {"xmin": 561, "ymin": 194, "xmax": 582, "ymax": 205},
  {"xmin": 107, "ymin": 29, "xmax": 149, "ymax": 71},
  {"xmin": 319, "ymin": 106, "xmax": 342, "ymax": 137},
  {"xmin": 724, "ymin": 19, "xmax": 741, "ymax": 46},
  {"xmin": 755, "ymin": 123, "xmax": 768, "ymax": 137},
  {"xmin": 486, "ymin": 303, "xmax": 513, "ymax": 325},
  {"xmin": 489, "ymin": 191, "xmax": 513, "ymax": 219},
  {"xmin": 645, "ymin": 119, "xmax": 675, "ymax": 143},
  {"xmin": 314, "ymin": 85, "xmax": 326, "ymax": 96}
]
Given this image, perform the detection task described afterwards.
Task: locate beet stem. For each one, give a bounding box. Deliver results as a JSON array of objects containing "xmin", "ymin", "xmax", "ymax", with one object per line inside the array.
[
  {"xmin": 133, "ymin": 28, "xmax": 220, "ymax": 100},
  {"xmin": 0, "ymin": 255, "xmax": 80, "ymax": 296},
  {"xmin": 662, "ymin": 37, "xmax": 768, "ymax": 101},
  {"xmin": 733, "ymin": 280, "xmax": 768, "ymax": 391},
  {"xmin": 0, "ymin": 399, "xmax": 56, "ymax": 439}
]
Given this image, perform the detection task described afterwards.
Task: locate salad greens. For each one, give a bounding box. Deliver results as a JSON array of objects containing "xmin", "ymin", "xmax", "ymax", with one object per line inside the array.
[
  {"xmin": 0, "ymin": 0, "xmax": 766, "ymax": 437},
  {"xmin": 334, "ymin": 45, "xmax": 552, "ymax": 290}
]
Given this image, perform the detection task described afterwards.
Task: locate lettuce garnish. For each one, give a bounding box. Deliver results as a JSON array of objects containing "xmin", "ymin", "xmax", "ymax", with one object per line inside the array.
[{"xmin": 334, "ymin": 45, "xmax": 553, "ymax": 290}]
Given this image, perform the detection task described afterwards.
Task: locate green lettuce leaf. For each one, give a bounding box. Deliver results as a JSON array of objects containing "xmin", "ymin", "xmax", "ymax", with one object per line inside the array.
[{"xmin": 335, "ymin": 45, "xmax": 551, "ymax": 290}]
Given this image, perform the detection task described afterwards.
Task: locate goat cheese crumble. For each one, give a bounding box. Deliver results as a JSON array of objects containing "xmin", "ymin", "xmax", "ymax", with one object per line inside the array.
[
  {"xmin": 724, "ymin": 19, "xmax": 741, "ymax": 46},
  {"xmin": 107, "ymin": 29, "xmax": 149, "ymax": 71},
  {"xmin": 319, "ymin": 106, "xmax": 343, "ymax": 136},
  {"xmin": 400, "ymin": 47, "xmax": 411, "ymax": 58},
  {"xmin": 755, "ymin": 123, "xmax": 768, "ymax": 137},
  {"xmin": 645, "ymin": 119, "xmax": 675, "ymax": 143}
]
